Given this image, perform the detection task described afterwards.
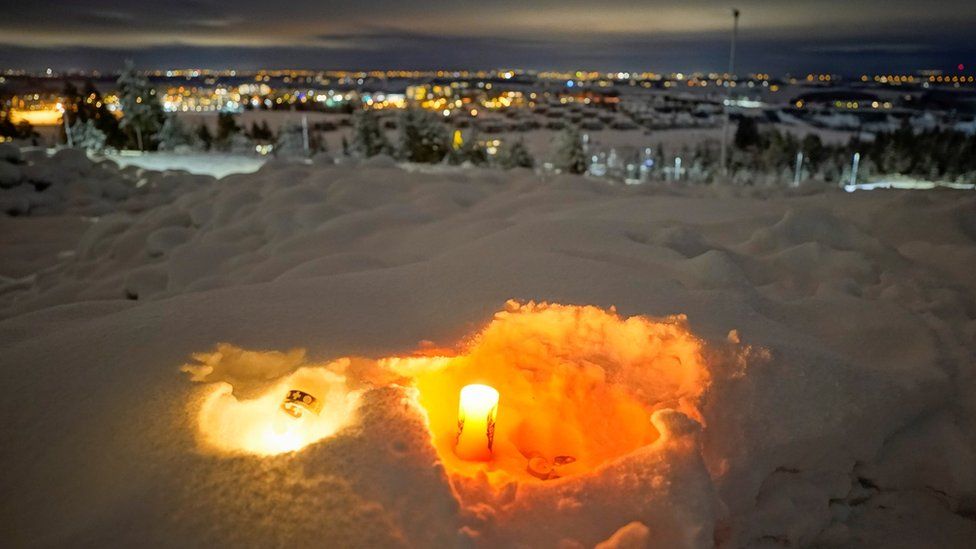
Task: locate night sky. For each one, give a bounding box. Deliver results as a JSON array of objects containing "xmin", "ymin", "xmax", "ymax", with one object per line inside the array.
[{"xmin": 3, "ymin": 0, "xmax": 974, "ymax": 74}]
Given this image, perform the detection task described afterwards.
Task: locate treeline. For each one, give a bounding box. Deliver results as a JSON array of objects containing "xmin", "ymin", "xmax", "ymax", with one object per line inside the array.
[
  {"xmin": 346, "ymin": 108, "xmax": 535, "ymax": 169},
  {"xmin": 720, "ymin": 117, "xmax": 976, "ymax": 184},
  {"xmin": 861, "ymin": 123, "xmax": 976, "ymax": 181}
]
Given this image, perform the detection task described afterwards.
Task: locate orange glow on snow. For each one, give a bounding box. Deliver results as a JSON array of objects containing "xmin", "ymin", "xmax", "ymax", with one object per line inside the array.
[
  {"xmin": 183, "ymin": 301, "xmax": 709, "ymax": 471},
  {"xmin": 385, "ymin": 301, "xmax": 709, "ymax": 483},
  {"xmin": 183, "ymin": 348, "xmax": 361, "ymax": 456}
]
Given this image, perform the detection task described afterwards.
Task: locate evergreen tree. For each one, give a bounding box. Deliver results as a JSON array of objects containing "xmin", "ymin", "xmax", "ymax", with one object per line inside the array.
[
  {"xmin": 59, "ymin": 81, "xmax": 82, "ymax": 145},
  {"xmin": 465, "ymin": 141, "xmax": 489, "ymax": 166},
  {"xmin": 0, "ymin": 112, "xmax": 18, "ymax": 140},
  {"xmin": 554, "ymin": 125, "xmax": 586, "ymax": 174},
  {"xmin": 196, "ymin": 124, "xmax": 213, "ymax": 151},
  {"xmin": 157, "ymin": 114, "xmax": 196, "ymax": 151},
  {"xmin": 800, "ymin": 134, "xmax": 825, "ymax": 171},
  {"xmin": 117, "ymin": 61, "xmax": 164, "ymax": 150},
  {"xmin": 351, "ymin": 109, "xmax": 389, "ymax": 158},
  {"xmin": 16, "ymin": 120, "xmax": 39, "ymax": 145},
  {"xmin": 760, "ymin": 130, "xmax": 796, "ymax": 173},
  {"xmin": 397, "ymin": 109, "xmax": 449, "ymax": 163},
  {"xmin": 499, "ymin": 138, "xmax": 534, "ymax": 169},
  {"xmin": 734, "ymin": 117, "xmax": 761, "ymax": 149},
  {"xmin": 60, "ymin": 81, "xmax": 82, "ymax": 129},
  {"xmin": 69, "ymin": 119, "xmax": 107, "ymax": 152},
  {"xmin": 227, "ymin": 132, "xmax": 255, "ymax": 154},
  {"xmin": 59, "ymin": 80, "xmax": 123, "ymax": 148},
  {"xmin": 82, "ymin": 80, "xmax": 123, "ymax": 148},
  {"xmin": 275, "ymin": 122, "xmax": 307, "ymax": 157},
  {"xmin": 456, "ymin": 129, "xmax": 488, "ymax": 166},
  {"xmin": 215, "ymin": 112, "xmax": 240, "ymax": 148},
  {"xmin": 249, "ymin": 120, "xmax": 273, "ymax": 141}
]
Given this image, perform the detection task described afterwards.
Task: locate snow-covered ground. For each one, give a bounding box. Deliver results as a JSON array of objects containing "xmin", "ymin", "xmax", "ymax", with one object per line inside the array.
[
  {"xmin": 104, "ymin": 151, "xmax": 268, "ymax": 179},
  {"xmin": 1, "ymin": 145, "xmax": 975, "ymax": 547},
  {"xmin": 845, "ymin": 177, "xmax": 976, "ymax": 192}
]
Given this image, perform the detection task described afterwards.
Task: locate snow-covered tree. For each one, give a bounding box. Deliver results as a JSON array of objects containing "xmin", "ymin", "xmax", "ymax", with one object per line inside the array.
[
  {"xmin": 215, "ymin": 112, "xmax": 240, "ymax": 145},
  {"xmin": 465, "ymin": 137, "xmax": 489, "ymax": 166},
  {"xmin": 275, "ymin": 122, "xmax": 307, "ymax": 157},
  {"xmin": 156, "ymin": 115, "xmax": 197, "ymax": 152},
  {"xmin": 554, "ymin": 125, "xmax": 586, "ymax": 174},
  {"xmin": 499, "ymin": 138, "xmax": 534, "ymax": 169},
  {"xmin": 448, "ymin": 129, "xmax": 488, "ymax": 166},
  {"xmin": 397, "ymin": 109, "xmax": 449, "ymax": 163},
  {"xmin": 351, "ymin": 109, "xmax": 389, "ymax": 158},
  {"xmin": 228, "ymin": 132, "xmax": 255, "ymax": 155},
  {"xmin": 69, "ymin": 119, "xmax": 107, "ymax": 153},
  {"xmin": 116, "ymin": 61, "xmax": 164, "ymax": 150},
  {"xmin": 62, "ymin": 79, "xmax": 124, "ymax": 148},
  {"xmin": 196, "ymin": 124, "xmax": 213, "ymax": 151}
]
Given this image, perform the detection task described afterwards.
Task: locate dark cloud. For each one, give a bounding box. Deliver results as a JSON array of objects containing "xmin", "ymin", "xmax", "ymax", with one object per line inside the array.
[{"xmin": 1, "ymin": 0, "xmax": 973, "ymax": 72}]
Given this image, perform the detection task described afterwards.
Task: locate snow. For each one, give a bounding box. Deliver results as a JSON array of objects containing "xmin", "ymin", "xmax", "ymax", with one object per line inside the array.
[
  {"xmin": 105, "ymin": 151, "xmax": 268, "ymax": 179},
  {"xmin": 845, "ymin": 178, "xmax": 976, "ymax": 192},
  {"xmin": 1, "ymin": 150, "xmax": 975, "ymax": 547}
]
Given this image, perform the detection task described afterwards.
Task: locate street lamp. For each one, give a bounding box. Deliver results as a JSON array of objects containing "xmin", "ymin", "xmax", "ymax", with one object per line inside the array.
[{"xmin": 719, "ymin": 8, "xmax": 740, "ymax": 179}]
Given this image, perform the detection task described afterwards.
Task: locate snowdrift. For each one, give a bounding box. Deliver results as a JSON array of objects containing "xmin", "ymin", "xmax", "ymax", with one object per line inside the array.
[{"xmin": 1, "ymin": 152, "xmax": 975, "ymax": 547}]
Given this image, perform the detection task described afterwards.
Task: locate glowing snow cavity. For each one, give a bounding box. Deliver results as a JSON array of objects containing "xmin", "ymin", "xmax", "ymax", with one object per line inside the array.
[
  {"xmin": 182, "ymin": 346, "xmax": 361, "ymax": 456},
  {"xmin": 182, "ymin": 302, "xmax": 709, "ymax": 471},
  {"xmin": 385, "ymin": 301, "xmax": 709, "ymax": 483}
]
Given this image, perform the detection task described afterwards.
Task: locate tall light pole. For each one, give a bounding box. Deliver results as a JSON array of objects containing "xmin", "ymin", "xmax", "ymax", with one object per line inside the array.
[{"xmin": 719, "ymin": 8, "xmax": 740, "ymax": 179}]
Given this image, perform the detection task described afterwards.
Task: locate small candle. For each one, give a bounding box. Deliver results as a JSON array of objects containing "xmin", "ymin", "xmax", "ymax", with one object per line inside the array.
[
  {"xmin": 273, "ymin": 388, "xmax": 323, "ymax": 435},
  {"xmin": 281, "ymin": 389, "xmax": 323, "ymax": 418},
  {"xmin": 455, "ymin": 384, "xmax": 499, "ymax": 461}
]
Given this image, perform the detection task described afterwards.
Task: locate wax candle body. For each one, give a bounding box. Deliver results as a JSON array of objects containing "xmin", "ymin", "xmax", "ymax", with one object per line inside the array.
[{"xmin": 455, "ymin": 384, "xmax": 499, "ymax": 461}]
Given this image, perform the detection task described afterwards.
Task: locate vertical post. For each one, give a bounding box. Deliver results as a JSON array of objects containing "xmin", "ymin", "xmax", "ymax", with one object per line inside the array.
[
  {"xmin": 793, "ymin": 151, "xmax": 804, "ymax": 187},
  {"xmin": 640, "ymin": 146, "xmax": 653, "ymax": 182},
  {"xmin": 719, "ymin": 8, "xmax": 740, "ymax": 180},
  {"xmin": 301, "ymin": 115, "xmax": 310, "ymax": 156},
  {"xmin": 849, "ymin": 152, "xmax": 860, "ymax": 187},
  {"xmin": 728, "ymin": 9, "xmax": 740, "ymax": 85},
  {"xmin": 64, "ymin": 118, "xmax": 74, "ymax": 148}
]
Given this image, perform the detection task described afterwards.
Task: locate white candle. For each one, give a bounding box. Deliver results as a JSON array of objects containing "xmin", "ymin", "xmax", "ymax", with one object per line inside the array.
[{"xmin": 455, "ymin": 384, "xmax": 499, "ymax": 461}]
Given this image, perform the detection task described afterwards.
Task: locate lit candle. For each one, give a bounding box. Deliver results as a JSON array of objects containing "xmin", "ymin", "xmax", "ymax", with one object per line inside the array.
[
  {"xmin": 281, "ymin": 389, "xmax": 323, "ymax": 419},
  {"xmin": 455, "ymin": 384, "xmax": 499, "ymax": 461},
  {"xmin": 273, "ymin": 388, "xmax": 323, "ymax": 435}
]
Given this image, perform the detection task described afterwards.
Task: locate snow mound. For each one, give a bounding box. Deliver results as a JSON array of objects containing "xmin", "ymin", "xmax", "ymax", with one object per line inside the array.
[
  {"xmin": 0, "ymin": 147, "xmax": 214, "ymax": 217},
  {"xmin": 175, "ymin": 302, "xmax": 721, "ymax": 546},
  {"xmin": 1, "ymin": 156, "xmax": 975, "ymax": 547}
]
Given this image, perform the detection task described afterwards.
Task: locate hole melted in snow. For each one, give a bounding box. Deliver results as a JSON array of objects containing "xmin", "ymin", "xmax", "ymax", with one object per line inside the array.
[
  {"xmin": 182, "ymin": 346, "xmax": 362, "ymax": 456},
  {"xmin": 386, "ymin": 301, "xmax": 709, "ymax": 483},
  {"xmin": 181, "ymin": 302, "xmax": 709, "ymax": 482}
]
